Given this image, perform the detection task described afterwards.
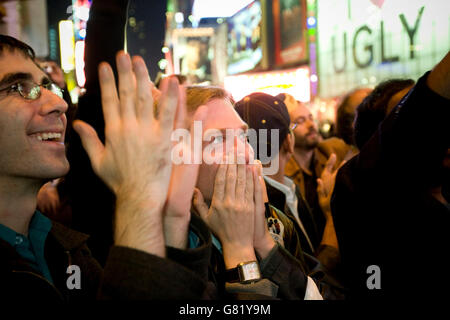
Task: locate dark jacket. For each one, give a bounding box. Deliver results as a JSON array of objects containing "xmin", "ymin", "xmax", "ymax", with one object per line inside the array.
[
  {"xmin": 266, "ymin": 181, "xmax": 319, "ymax": 255},
  {"xmin": 332, "ymin": 72, "xmax": 450, "ymax": 299},
  {"xmin": 265, "ymin": 180, "xmax": 344, "ymax": 284},
  {"xmin": 0, "ymin": 218, "xmax": 211, "ymax": 301}
]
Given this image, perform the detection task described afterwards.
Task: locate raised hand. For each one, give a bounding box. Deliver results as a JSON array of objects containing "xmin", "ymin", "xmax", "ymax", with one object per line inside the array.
[
  {"xmin": 73, "ymin": 51, "xmax": 182, "ymax": 257},
  {"xmin": 163, "ymin": 104, "xmax": 209, "ymax": 249},
  {"xmin": 317, "ymin": 153, "xmax": 343, "ymax": 249},
  {"xmin": 317, "ymin": 153, "xmax": 345, "ymax": 217}
]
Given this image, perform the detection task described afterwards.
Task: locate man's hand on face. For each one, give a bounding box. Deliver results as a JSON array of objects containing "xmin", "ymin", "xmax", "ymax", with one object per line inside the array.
[
  {"xmin": 73, "ymin": 51, "xmax": 182, "ymax": 257},
  {"xmin": 193, "ymin": 157, "xmax": 258, "ymax": 269}
]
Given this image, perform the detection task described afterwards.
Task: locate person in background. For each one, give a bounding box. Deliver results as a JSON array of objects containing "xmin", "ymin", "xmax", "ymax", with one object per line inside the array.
[
  {"xmin": 335, "ymin": 87, "xmax": 372, "ymax": 150},
  {"xmin": 331, "ymin": 52, "xmax": 450, "ymax": 299},
  {"xmin": 235, "ymin": 93, "xmax": 345, "ymax": 294},
  {"xmin": 281, "ymin": 94, "xmax": 350, "ymax": 254}
]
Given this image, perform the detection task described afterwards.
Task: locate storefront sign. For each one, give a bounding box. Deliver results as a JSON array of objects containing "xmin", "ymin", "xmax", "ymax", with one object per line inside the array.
[{"xmin": 317, "ymin": 0, "xmax": 450, "ymax": 98}]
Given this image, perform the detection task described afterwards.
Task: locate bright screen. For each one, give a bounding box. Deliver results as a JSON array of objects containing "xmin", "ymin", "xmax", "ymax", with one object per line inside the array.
[{"xmin": 226, "ymin": 0, "xmax": 263, "ymax": 75}]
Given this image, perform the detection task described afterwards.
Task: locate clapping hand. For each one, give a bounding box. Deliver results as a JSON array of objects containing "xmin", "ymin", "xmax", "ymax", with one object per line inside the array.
[{"xmin": 73, "ymin": 52, "xmax": 183, "ymax": 256}]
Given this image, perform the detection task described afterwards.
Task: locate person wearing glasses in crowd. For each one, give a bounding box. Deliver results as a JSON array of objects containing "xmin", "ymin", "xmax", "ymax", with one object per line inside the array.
[
  {"xmin": 279, "ymin": 95, "xmax": 350, "ymax": 257},
  {"xmin": 0, "ymin": 34, "xmax": 211, "ymax": 301}
]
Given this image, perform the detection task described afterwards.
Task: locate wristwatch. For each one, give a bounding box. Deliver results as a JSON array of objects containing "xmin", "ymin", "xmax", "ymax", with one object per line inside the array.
[{"xmin": 223, "ymin": 261, "xmax": 262, "ymax": 284}]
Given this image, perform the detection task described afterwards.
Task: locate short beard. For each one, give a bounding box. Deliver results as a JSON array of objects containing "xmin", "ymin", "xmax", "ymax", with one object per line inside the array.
[{"xmin": 296, "ymin": 136, "xmax": 319, "ymax": 151}]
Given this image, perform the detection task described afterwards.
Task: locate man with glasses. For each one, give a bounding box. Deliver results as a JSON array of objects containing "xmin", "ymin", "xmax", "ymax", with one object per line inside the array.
[
  {"xmin": 0, "ymin": 76, "xmax": 64, "ymax": 100},
  {"xmin": 0, "ymin": 35, "xmax": 210, "ymax": 301},
  {"xmin": 278, "ymin": 94, "xmax": 350, "ymax": 273}
]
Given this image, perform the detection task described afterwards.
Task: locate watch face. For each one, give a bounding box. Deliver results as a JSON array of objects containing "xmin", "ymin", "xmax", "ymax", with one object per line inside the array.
[{"xmin": 240, "ymin": 262, "xmax": 261, "ymax": 281}]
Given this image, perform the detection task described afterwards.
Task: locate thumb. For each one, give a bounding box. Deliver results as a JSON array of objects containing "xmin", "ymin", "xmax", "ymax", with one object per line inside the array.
[
  {"xmin": 192, "ymin": 188, "xmax": 209, "ymax": 220},
  {"xmin": 254, "ymin": 159, "xmax": 269, "ymax": 203},
  {"xmin": 325, "ymin": 153, "xmax": 337, "ymax": 173},
  {"xmin": 317, "ymin": 178, "xmax": 325, "ymax": 197},
  {"xmin": 72, "ymin": 120, "xmax": 104, "ymax": 173},
  {"xmin": 338, "ymin": 159, "xmax": 347, "ymax": 170}
]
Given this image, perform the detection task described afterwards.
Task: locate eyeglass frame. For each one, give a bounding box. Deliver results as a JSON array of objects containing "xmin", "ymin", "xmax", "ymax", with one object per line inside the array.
[
  {"xmin": 0, "ymin": 79, "xmax": 64, "ymax": 101},
  {"xmin": 290, "ymin": 114, "xmax": 316, "ymax": 131}
]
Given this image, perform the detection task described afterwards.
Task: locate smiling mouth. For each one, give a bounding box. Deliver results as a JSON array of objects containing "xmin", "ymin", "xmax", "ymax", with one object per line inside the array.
[{"xmin": 30, "ymin": 132, "xmax": 64, "ymax": 143}]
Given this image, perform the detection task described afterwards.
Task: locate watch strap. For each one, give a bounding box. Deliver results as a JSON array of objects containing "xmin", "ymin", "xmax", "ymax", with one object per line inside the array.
[{"xmin": 222, "ymin": 261, "xmax": 261, "ymax": 284}]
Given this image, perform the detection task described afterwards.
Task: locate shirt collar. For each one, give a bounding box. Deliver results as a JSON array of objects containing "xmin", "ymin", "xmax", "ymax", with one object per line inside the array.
[
  {"xmin": 0, "ymin": 220, "xmax": 19, "ymax": 248},
  {"xmin": 0, "ymin": 210, "xmax": 52, "ymax": 240},
  {"xmin": 264, "ymin": 176, "xmax": 296, "ymax": 203},
  {"xmin": 29, "ymin": 210, "xmax": 52, "ymax": 235}
]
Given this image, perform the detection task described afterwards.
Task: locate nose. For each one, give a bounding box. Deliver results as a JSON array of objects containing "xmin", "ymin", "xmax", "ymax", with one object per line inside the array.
[
  {"xmin": 306, "ymin": 118, "xmax": 317, "ymax": 131},
  {"xmin": 38, "ymin": 86, "xmax": 68, "ymax": 117}
]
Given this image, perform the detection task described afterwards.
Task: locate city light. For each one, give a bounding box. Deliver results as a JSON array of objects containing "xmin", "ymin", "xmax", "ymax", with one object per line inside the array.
[
  {"xmin": 58, "ymin": 20, "xmax": 75, "ymax": 72},
  {"xmin": 192, "ymin": 0, "xmax": 254, "ymax": 19},
  {"xmin": 175, "ymin": 12, "xmax": 184, "ymax": 24},
  {"xmin": 224, "ymin": 67, "xmax": 311, "ymax": 102},
  {"xmin": 75, "ymin": 40, "xmax": 86, "ymax": 87},
  {"xmin": 307, "ymin": 16, "xmax": 316, "ymax": 27}
]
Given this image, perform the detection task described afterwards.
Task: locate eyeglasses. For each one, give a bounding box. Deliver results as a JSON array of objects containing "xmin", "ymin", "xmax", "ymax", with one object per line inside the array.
[
  {"xmin": 0, "ymin": 80, "xmax": 64, "ymax": 100},
  {"xmin": 290, "ymin": 116, "xmax": 314, "ymax": 130}
]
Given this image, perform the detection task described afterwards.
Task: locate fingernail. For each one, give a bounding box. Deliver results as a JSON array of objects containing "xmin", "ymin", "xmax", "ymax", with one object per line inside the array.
[
  {"xmin": 99, "ymin": 63, "xmax": 109, "ymax": 78},
  {"xmin": 118, "ymin": 52, "xmax": 130, "ymax": 68}
]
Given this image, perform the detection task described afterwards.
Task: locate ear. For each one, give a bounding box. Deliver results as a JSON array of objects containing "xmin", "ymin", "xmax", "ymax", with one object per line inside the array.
[{"xmin": 282, "ymin": 133, "xmax": 294, "ymax": 155}]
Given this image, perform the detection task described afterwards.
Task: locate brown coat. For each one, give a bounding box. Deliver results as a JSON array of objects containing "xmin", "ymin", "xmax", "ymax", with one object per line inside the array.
[{"xmin": 285, "ymin": 137, "xmax": 357, "ymax": 200}]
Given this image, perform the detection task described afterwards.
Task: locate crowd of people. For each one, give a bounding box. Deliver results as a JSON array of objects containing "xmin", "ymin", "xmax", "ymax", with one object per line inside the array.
[{"xmin": 0, "ymin": 0, "xmax": 448, "ymax": 302}]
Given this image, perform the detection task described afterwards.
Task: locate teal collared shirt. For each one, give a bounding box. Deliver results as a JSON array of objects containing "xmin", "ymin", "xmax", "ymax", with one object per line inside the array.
[
  {"xmin": 0, "ymin": 210, "xmax": 53, "ymax": 284},
  {"xmin": 189, "ymin": 230, "xmax": 222, "ymax": 253}
]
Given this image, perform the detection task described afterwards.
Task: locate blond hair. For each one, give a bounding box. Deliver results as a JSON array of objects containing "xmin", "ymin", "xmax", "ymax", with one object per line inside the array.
[{"xmin": 186, "ymin": 86, "xmax": 234, "ymax": 114}]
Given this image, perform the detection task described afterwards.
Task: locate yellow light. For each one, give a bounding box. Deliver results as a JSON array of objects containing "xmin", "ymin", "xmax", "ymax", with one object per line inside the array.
[
  {"xmin": 59, "ymin": 20, "xmax": 75, "ymax": 72},
  {"xmin": 224, "ymin": 67, "xmax": 310, "ymax": 102}
]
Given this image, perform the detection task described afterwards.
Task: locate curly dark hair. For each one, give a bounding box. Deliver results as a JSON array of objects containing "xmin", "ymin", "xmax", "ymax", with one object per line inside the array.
[{"xmin": 354, "ymin": 79, "xmax": 415, "ymax": 149}]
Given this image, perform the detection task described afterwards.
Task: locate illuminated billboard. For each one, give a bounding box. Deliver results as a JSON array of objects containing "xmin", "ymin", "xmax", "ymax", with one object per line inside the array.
[
  {"xmin": 224, "ymin": 67, "xmax": 310, "ymax": 102},
  {"xmin": 317, "ymin": 0, "xmax": 450, "ymax": 98},
  {"xmin": 172, "ymin": 27, "xmax": 215, "ymax": 84},
  {"xmin": 227, "ymin": 0, "xmax": 263, "ymax": 75},
  {"xmin": 273, "ymin": 0, "xmax": 308, "ymax": 66}
]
